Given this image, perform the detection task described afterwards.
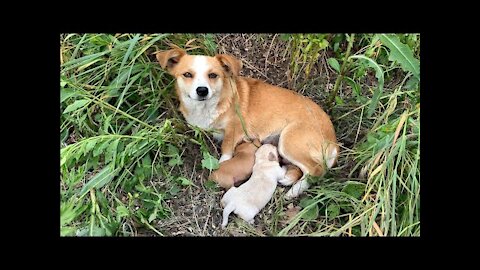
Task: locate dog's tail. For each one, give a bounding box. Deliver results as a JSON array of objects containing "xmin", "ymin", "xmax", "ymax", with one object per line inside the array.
[
  {"xmin": 324, "ymin": 143, "xmax": 339, "ymax": 169},
  {"xmin": 311, "ymin": 141, "xmax": 339, "ymax": 173},
  {"xmin": 221, "ymin": 203, "xmax": 236, "ymax": 228}
]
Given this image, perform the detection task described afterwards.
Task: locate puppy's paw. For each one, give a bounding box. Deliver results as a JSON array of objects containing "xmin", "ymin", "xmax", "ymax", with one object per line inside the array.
[{"xmin": 219, "ymin": 154, "xmax": 232, "ymax": 163}]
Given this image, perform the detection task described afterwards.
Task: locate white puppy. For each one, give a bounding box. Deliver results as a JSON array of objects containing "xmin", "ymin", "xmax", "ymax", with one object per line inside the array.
[{"xmin": 221, "ymin": 144, "xmax": 286, "ymax": 228}]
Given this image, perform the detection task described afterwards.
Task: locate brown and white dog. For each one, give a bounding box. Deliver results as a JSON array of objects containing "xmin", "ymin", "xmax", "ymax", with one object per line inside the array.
[{"xmin": 156, "ymin": 49, "xmax": 339, "ymax": 199}]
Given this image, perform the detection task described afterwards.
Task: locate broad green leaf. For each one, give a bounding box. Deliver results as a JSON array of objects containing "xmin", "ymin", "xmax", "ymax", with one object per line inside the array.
[
  {"xmin": 167, "ymin": 144, "xmax": 179, "ymax": 156},
  {"xmin": 168, "ymin": 155, "xmax": 183, "ymax": 167},
  {"xmin": 116, "ymin": 205, "xmax": 129, "ymax": 218},
  {"xmin": 93, "ymin": 140, "xmax": 111, "ymax": 157},
  {"xmin": 326, "ymin": 204, "xmax": 340, "ymax": 220},
  {"xmin": 60, "ymin": 226, "xmax": 76, "ymax": 236},
  {"xmin": 178, "ymin": 177, "xmax": 193, "ymax": 186},
  {"xmin": 367, "ymin": 134, "xmax": 377, "ymax": 144},
  {"xmin": 60, "ymin": 88, "xmax": 78, "ymax": 103},
  {"xmin": 60, "ymin": 202, "xmax": 78, "ymax": 226},
  {"xmin": 204, "ymin": 179, "xmax": 219, "ymax": 191},
  {"xmin": 342, "ymin": 182, "xmax": 366, "ymax": 199},
  {"xmin": 404, "ymin": 76, "xmax": 419, "ymax": 90},
  {"xmin": 142, "ymin": 154, "xmax": 152, "ymax": 168},
  {"xmin": 135, "ymin": 165, "xmax": 146, "ymax": 182},
  {"xmin": 349, "ymin": 55, "xmax": 384, "ymax": 117},
  {"xmin": 327, "ymin": 58, "xmax": 341, "ymax": 73},
  {"xmin": 299, "ymin": 197, "xmax": 316, "ymax": 208},
  {"xmin": 379, "ymin": 34, "xmax": 420, "ymax": 80},
  {"xmin": 201, "ymin": 152, "xmax": 219, "ymax": 170},
  {"xmin": 319, "ymin": 39, "xmax": 329, "ymax": 50},
  {"xmin": 78, "ymin": 165, "xmax": 119, "ymax": 197},
  {"xmin": 105, "ymin": 138, "xmax": 120, "ymax": 163},
  {"xmin": 148, "ymin": 208, "xmax": 158, "ymax": 223},
  {"xmin": 76, "ymin": 227, "xmax": 89, "ymax": 236},
  {"xmin": 104, "ymin": 222, "xmax": 119, "ymax": 236},
  {"xmin": 280, "ymin": 34, "xmax": 291, "ymax": 41},
  {"xmin": 84, "ymin": 139, "xmax": 97, "ymax": 154},
  {"xmin": 334, "ymin": 42, "xmax": 340, "ymax": 52},
  {"xmin": 90, "ymin": 226, "xmax": 106, "ymax": 237},
  {"xmin": 63, "ymin": 99, "xmax": 90, "ymax": 114},
  {"xmin": 335, "ymin": 96, "xmax": 344, "ymax": 105},
  {"xmin": 301, "ymin": 202, "xmax": 319, "ymax": 221}
]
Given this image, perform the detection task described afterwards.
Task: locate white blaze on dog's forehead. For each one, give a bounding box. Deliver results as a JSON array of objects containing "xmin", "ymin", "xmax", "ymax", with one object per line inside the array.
[{"xmin": 191, "ymin": 56, "xmax": 210, "ymax": 80}]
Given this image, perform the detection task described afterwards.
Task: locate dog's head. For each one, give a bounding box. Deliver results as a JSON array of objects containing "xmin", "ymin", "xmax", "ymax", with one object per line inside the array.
[
  {"xmin": 255, "ymin": 144, "xmax": 279, "ymax": 163},
  {"xmin": 235, "ymin": 139, "xmax": 260, "ymax": 155},
  {"xmin": 156, "ymin": 49, "xmax": 242, "ymax": 102}
]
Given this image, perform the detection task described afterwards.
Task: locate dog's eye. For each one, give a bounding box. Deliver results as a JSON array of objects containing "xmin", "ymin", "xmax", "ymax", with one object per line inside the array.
[
  {"xmin": 208, "ymin": 73, "xmax": 218, "ymax": 79},
  {"xmin": 183, "ymin": 72, "xmax": 192, "ymax": 78}
]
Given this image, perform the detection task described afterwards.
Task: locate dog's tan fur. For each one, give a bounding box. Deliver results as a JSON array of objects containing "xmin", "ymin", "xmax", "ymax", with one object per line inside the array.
[
  {"xmin": 156, "ymin": 49, "xmax": 339, "ymax": 198},
  {"xmin": 220, "ymin": 144, "xmax": 285, "ymax": 227},
  {"xmin": 209, "ymin": 139, "xmax": 260, "ymax": 189}
]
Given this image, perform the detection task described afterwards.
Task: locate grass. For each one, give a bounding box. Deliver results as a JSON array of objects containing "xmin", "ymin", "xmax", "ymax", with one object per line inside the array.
[{"xmin": 60, "ymin": 33, "xmax": 420, "ymax": 236}]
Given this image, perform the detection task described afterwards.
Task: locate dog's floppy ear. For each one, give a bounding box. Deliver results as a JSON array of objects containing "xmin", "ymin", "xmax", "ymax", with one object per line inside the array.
[
  {"xmin": 268, "ymin": 152, "xmax": 277, "ymax": 162},
  {"xmin": 215, "ymin": 54, "xmax": 242, "ymax": 77},
  {"xmin": 155, "ymin": 49, "xmax": 186, "ymax": 74}
]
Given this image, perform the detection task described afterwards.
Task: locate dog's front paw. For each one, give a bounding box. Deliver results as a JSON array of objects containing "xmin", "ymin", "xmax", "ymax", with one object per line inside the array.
[
  {"xmin": 219, "ymin": 154, "xmax": 232, "ymax": 163},
  {"xmin": 284, "ymin": 180, "xmax": 310, "ymax": 200},
  {"xmin": 278, "ymin": 174, "xmax": 296, "ymax": 186}
]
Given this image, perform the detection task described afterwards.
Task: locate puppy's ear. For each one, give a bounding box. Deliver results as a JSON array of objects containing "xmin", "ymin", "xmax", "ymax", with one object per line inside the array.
[
  {"xmin": 268, "ymin": 152, "xmax": 277, "ymax": 162},
  {"xmin": 215, "ymin": 54, "xmax": 242, "ymax": 77},
  {"xmin": 155, "ymin": 49, "xmax": 186, "ymax": 74}
]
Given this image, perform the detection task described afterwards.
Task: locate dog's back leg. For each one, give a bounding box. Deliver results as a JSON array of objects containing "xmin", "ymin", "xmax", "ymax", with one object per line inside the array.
[{"xmin": 277, "ymin": 123, "xmax": 336, "ymax": 198}]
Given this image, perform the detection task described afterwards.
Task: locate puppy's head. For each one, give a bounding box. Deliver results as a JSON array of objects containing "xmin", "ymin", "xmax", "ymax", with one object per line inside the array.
[
  {"xmin": 156, "ymin": 49, "xmax": 242, "ymax": 102},
  {"xmin": 255, "ymin": 144, "xmax": 279, "ymax": 163},
  {"xmin": 235, "ymin": 138, "xmax": 260, "ymax": 155}
]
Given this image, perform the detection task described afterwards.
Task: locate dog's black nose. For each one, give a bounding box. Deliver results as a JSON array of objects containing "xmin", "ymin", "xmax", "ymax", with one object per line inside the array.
[{"xmin": 196, "ymin": 87, "xmax": 208, "ymax": 97}]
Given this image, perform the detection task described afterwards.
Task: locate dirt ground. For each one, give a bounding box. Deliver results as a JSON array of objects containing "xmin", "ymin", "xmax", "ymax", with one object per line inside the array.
[{"xmin": 139, "ymin": 34, "xmax": 347, "ymax": 236}]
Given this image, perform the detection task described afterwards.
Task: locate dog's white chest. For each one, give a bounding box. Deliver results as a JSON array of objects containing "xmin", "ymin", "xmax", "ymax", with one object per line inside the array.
[{"xmin": 182, "ymin": 96, "xmax": 221, "ymax": 129}]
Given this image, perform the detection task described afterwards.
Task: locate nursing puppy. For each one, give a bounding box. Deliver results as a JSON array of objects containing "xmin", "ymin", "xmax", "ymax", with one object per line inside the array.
[
  {"xmin": 156, "ymin": 48, "xmax": 339, "ymax": 199},
  {"xmin": 209, "ymin": 139, "xmax": 260, "ymax": 189},
  {"xmin": 220, "ymin": 144, "xmax": 285, "ymax": 228}
]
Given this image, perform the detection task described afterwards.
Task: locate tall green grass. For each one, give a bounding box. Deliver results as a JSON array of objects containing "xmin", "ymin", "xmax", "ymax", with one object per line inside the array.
[
  {"xmin": 60, "ymin": 33, "xmax": 420, "ymax": 236},
  {"xmin": 277, "ymin": 33, "xmax": 420, "ymax": 236},
  {"xmin": 60, "ymin": 33, "xmax": 217, "ymax": 236}
]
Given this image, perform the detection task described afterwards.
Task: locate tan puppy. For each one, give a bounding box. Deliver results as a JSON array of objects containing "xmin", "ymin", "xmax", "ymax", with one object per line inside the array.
[
  {"xmin": 156, "ymin": 49, "xmax": 339, "ymax": 199},
  {"xmin": 220, "ymin": 144, "xmax": 285, "ymax": 228},
  {"xmin": 209, "ymin": 139, "xmax": 260, "ymax": 189}
]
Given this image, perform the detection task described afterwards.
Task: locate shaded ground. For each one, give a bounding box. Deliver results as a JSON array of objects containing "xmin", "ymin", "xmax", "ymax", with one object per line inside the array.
[{"xmin": 138, "ymin": 34, "xmax": 378, "ymax": 236}]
